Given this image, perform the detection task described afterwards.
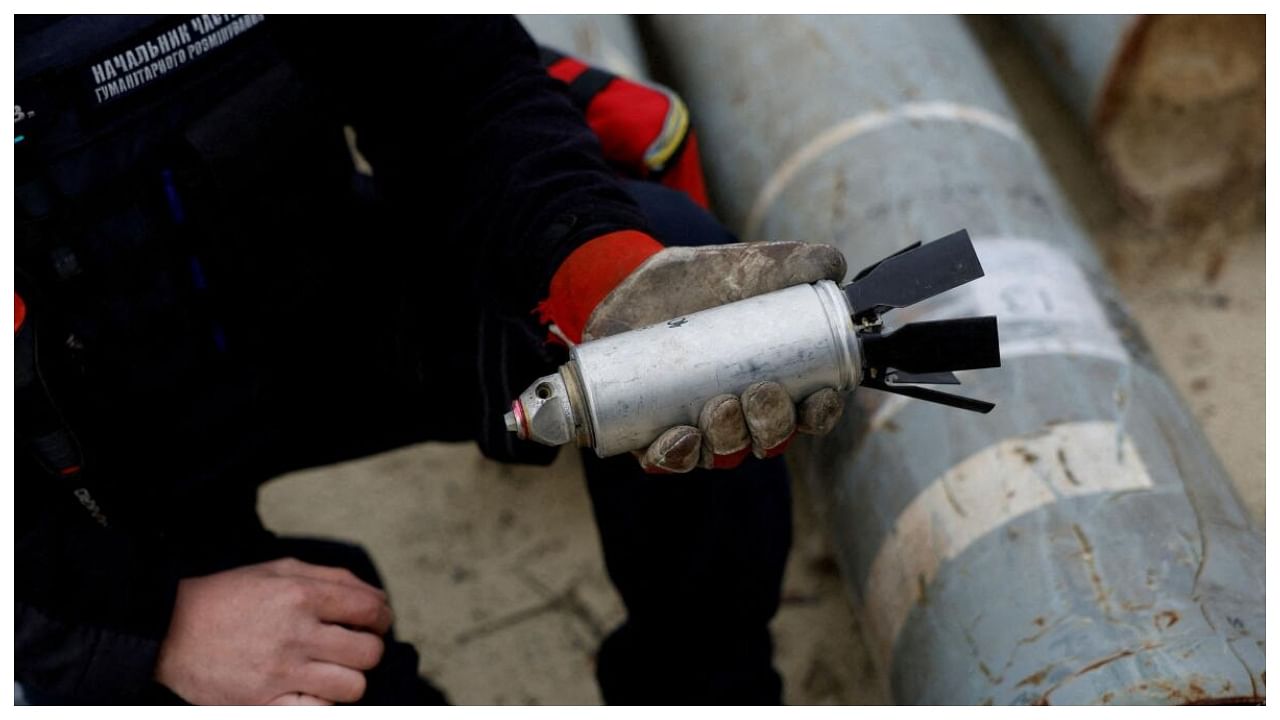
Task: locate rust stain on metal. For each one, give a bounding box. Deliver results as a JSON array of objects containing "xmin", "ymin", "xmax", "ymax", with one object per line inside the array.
[
  {"xmin": 1014, "ymin": 446, "xmax": 1039, "ymax": 464},
  {"xmin": 1072, "ymin": 524, "xmax": 1115, "ymax": 620},
  {"xmin": 1033, "ymin": 647, "xmax": 1143, "ymax": 705},
  {"xmin": 1153, "ymin": 609, "xmax": 1180, "ymax": 630},
  {"xmin": 1016, "ymin": 665, "xmax": 1054, "ymax": 688},
  {"xmin": 1016, "ymin": 616, "xmax": 1060, "ymax": 647},
  {"xmin": 1136, "ymin": 676, "xmax": 1213, "ymax": 704},
  {"xmin": 1101, "ymin": 691, "xmax": 1115, "ymax": 704},
  {"xmin": 1057, "ymin": 447, "xmax": 1081, "ymax": 486},
  {"xmin": 1185, "ymin": 696, "xmax": 1266, "ymax": 705}
]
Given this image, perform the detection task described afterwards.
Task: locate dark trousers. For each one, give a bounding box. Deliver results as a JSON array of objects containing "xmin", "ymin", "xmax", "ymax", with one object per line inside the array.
[{"xmin": 580, "ymin": 183, "xmax": 791, "ymax": 704}]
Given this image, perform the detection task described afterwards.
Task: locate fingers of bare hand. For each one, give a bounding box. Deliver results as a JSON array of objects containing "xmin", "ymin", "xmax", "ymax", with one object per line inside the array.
[
  {"xmin": 639, "ymin": 425, "xmax": 702, "ymax": 474},
  {"xmin": 272, "ymin": 558, "xmax": 385, "ymax": 596},
  {"xmin": 307, "ymin": 581, "xmax": 393, "ymax": 635},
  {"xmin": 307, "ymin": 624, "xmax": 385, "ymax": 671},
  {"xmin": 296, "ymin": 662, "xmax": 368, "ymax": 704},
  {"xmin": 741, "ymin": 381, "xmax": 796, "ymax": 458},
  {"xmin": 697, "ymin": 394, "xmax": 751, "ymax": 469},
  {"xmin": 269, "ymin": 692, "xmax": 333, "ymax": 706},
  {"xmin": 797, "ymin": 388, "xmax": 844, "ymax": 436}
]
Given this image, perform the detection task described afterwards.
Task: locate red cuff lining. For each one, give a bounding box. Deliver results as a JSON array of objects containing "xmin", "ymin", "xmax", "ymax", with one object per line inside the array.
[
  {"xmin": 536, "ymin": 230, "xmax": 664, "ymax": 345},
  {"xmin": 15, "ymin": 293, "xmax": 27, "ymax": 333}
]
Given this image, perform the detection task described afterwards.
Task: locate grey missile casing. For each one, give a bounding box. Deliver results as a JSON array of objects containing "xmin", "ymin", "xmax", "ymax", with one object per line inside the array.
[
  {"xmin": 512, "ymin": 280, "xmax": 861, "ymax": 458},
  {"xmin": 648, "ymin": 14, "xmax": 1263, "ymax": 705}
]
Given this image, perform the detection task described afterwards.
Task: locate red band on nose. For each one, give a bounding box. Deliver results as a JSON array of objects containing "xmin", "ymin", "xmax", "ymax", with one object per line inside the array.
[{"xmin": 511, "ymin": 401, "xmax": 530, "ymax": 440}]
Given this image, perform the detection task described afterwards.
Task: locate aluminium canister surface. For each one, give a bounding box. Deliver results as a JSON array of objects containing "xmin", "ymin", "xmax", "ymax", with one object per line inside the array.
[{"xmin": 571, "ymin": 280, "xmax": 859, "ymax": 457}]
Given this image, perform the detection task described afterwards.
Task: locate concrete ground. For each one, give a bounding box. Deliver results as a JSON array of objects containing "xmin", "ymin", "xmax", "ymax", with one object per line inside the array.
[{"xmin": 259, "ymin": 16, "xmax": 1264, "ymax": 705}]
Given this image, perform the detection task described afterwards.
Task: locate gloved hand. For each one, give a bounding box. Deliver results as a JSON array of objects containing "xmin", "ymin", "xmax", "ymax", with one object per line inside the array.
[{"xmin": 538, "ymin": 232, "xmax": 848, "ymax": 473}]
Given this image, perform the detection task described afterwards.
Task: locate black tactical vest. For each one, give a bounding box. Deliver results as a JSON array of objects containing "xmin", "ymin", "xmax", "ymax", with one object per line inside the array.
[{"xmin": 15, "ymin": 15, "xmax": 377, "ymax": 531}]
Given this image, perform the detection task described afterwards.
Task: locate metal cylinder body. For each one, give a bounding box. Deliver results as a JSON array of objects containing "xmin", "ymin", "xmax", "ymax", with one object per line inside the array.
[
  {"xmin": 649, "ymin": 15, "xmax": 1263, "ymax": 705},
  {"xmin": 573, "ymin": 280, "xmax": 859, "ymax": 457},
  {"xmin": 1015, "ymin": 14, "xmax": 1265, "ymax": 226}
]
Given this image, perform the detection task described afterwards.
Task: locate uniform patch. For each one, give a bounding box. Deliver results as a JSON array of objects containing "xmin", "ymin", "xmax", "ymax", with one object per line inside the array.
[{"xmin": 87, "ymin": 14, "xmax": 266, "ymax": 106}]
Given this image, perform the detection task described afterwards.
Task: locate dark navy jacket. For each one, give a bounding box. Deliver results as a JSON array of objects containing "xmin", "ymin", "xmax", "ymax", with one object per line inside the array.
[{"xmin": 15, "ymin": 15, "xmax": 648, "ymax": 700}]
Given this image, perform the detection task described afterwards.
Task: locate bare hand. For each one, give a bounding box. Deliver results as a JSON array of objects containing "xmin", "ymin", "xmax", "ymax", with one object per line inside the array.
[{"xmin": 155, "ymin": 557, "xmax": 391, "ymax": 705}]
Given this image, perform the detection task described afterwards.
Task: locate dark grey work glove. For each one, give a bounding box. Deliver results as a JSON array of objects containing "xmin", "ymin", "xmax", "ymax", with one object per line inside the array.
[{"xmin": 582, "ymin": 242, "xmax": 849, "ymax": 473}]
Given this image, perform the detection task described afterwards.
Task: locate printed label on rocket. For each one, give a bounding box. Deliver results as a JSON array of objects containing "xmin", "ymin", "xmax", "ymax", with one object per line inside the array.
[{"xmin": 896, "ymin": 237, "xmax": 1128, "ymax": 366}]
